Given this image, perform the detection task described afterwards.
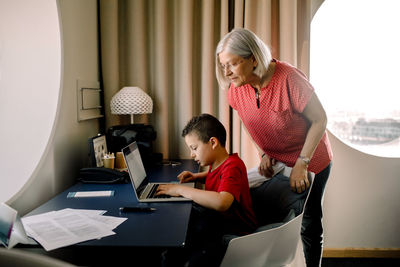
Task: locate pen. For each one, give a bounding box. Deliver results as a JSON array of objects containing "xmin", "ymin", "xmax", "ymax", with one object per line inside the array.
[{"xmin": 119, "ymin": 206, "xmax": 156, "ymax": 212}]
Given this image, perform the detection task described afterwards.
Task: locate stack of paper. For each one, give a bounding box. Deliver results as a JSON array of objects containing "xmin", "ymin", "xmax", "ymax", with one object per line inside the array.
[
  {"xmin": 21, "ymin": 208, "xmax": 127, "ymax": 251},
  {"xmin": 247, "ymin": 162, "xmax": 315, "ymax": 188},
  {"xmin": 247, "ymin": 161, "xmax": 287, "ymax": 188}
]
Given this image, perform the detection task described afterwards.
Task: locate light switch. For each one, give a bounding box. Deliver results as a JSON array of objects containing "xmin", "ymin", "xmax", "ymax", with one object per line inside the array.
[{"xmin": 77, "ymin": 79, "xmax": 103, "ymax": 121}]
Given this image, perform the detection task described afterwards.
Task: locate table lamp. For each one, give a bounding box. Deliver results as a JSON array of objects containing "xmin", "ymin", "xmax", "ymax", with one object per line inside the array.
[
  {"xmin": 110, "ymin": 86, "xmax": 153, "ymax": 124},
  {"xmin": 109, "ymin": 86, "xmax": 162, "ymax": 166}
]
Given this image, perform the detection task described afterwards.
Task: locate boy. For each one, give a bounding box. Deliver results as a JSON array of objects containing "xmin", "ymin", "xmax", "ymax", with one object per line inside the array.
[{"xmin": 157, "ymin": 113, "xmax": 257, "ymax": 266}]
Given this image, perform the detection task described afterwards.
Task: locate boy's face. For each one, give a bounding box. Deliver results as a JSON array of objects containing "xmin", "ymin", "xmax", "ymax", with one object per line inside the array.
[{"xmin": 184, "ymin": 133, "xmax": 215, "ymax": 167}]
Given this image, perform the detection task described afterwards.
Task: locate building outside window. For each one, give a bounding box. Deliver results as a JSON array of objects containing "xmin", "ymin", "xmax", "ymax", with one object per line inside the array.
[{"xmin": 310, "ymin": 0, "xmax": 400, "ymax": 158}]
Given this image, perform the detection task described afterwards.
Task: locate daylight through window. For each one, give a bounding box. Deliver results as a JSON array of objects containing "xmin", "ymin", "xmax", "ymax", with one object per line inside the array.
[{"xmin": 310, "ymin": 0, "xmax": 400, "ymax": 157}]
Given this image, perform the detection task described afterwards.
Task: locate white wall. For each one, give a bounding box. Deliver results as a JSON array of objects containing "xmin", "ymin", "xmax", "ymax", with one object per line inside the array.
[
  {"xmin": 0, "ymin": 0, "xmax": 61, "ymax": 203},
  {"xmin": 323, "ymin": 132, "xmax": 400, "ymax": 248},
  {"xmin": 6, "ymin": 0, "xmax": 101, "ymax": 215}
]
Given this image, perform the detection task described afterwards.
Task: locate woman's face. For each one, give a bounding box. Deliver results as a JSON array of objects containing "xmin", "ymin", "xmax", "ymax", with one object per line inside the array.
[{"xmin": 218, "ymin": 50, "xmax": 257, "ymax": 87}]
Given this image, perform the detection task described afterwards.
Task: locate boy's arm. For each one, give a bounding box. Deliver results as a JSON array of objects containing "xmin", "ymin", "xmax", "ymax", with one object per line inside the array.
[
  {"xmin": 178, "ymin": 170, "xmax": 208, "ymax": 183},
  {"xmin": 156, "ymin": 185, "xmax": 234, "ymax": 212},
  {"xmin": 180, "ymin": 187, "xmax": 234, "ymax": 212}
]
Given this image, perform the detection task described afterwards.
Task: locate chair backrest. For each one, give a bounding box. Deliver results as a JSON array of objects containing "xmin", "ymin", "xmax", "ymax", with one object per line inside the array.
[{"xmin": 220, "ymin": 173, "xmax": 314, "ymax": 267}]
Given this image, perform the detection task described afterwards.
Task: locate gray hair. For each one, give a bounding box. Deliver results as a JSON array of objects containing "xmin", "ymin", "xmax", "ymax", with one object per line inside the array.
[{"xmin": 215, "ymin": 28, "xmax": 272, "ymax": 90}]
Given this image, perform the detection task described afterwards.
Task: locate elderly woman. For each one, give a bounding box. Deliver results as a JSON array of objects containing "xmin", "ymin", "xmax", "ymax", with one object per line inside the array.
[{"xmin": 216, "ymin": 28, "xmax": 333, "ymax": 267}]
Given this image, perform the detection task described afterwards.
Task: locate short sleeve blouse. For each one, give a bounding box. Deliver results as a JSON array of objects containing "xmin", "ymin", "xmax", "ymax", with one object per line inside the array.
[{"xmin": 228, "ymin": 60, "xmax": 332, "ymax": 174}]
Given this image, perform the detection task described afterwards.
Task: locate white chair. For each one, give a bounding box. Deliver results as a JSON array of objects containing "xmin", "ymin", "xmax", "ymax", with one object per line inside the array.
[{"xmin": 220, "ymin": 174, "xmax": 314, "ymax": 267}]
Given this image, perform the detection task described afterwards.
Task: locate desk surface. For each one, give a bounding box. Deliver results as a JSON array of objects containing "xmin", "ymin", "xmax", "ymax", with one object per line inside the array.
[{"xmin": 26, "ymin": 160, "xmax": 199, "ymax": 248}]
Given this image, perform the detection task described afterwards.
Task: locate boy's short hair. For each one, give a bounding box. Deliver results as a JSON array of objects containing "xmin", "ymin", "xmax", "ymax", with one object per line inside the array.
[{"xmin": 182, "ymin": 113, "xmax": 227, "ymax": 147}]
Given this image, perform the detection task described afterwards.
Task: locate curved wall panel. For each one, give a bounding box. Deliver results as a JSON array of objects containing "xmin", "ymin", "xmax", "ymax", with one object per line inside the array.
[{"xmin": 0, "ymin": 0, "xmax": 61, "ymax": 203}]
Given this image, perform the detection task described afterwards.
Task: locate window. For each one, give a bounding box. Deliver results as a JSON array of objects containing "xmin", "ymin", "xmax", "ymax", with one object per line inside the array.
[{"xmin": 310, "ymin": 0, "xmax": 400, "ymax": 157}]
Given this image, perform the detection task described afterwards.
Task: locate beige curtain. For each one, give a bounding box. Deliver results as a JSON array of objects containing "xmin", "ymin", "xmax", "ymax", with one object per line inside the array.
[
  {"xmin": 100, "ymin": 0, "xmax": 323, "ymax": 168},
  {"xmin": 100, "ymin": 0, "xmax": 228, "ymax": 160}
]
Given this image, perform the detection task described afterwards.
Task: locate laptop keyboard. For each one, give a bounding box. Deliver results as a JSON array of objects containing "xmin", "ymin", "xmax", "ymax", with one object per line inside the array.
[{"xmin": 148, "ymin": 184, "xmax": 171, "ymax": 199}]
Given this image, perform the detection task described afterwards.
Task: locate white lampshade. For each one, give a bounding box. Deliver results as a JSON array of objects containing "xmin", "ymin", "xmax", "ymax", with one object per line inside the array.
[{"xmin": 110, "ymin": 87, "xmax": 153, "ymax": 123}]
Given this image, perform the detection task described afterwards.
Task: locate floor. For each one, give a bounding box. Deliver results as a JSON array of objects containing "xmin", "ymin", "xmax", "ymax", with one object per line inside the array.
[
  {"xmin": 321, "ymin": 258, "xmax": 400, "ymax": 267},
  {"xmin": 288, "ymin": 241, "xmax": 400, "ymax": 267}
]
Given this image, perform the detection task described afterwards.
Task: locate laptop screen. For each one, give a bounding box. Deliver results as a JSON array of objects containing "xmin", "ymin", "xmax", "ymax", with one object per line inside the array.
[{"xmin": 122, "ymin": 142, "xmax": 146, "ymax": 190}]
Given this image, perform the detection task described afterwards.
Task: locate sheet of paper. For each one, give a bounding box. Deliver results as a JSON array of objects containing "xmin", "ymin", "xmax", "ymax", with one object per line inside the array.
[
  {"xmin": 61, "ymin": 208, "xmax": 126, "ymax": 230},
  {"xmin": 94, "ymin": 215, "xmax": 127, "ymax": 230},
  {"xmin": 247, "ymin": 167, "xmax": 270, "ymax": 188},
  {"xmin": 67, "ymin": 190, "xmax": 114, "ymax": 198},
  {"xmin": 22, "ymin": 209, "xmax": 116, "ymax": 251},
  {"xmin": 9, "ymin": 216, "xmax": 37, "ymax": 248},
  {"xmin": 63, "ymin": 208, "xmax": 106, "ymax": 216}
]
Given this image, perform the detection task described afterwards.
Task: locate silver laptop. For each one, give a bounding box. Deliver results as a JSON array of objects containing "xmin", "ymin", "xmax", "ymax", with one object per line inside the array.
[{"xmin": 122, "ymin": 141, "xmax": 194, "ymax": 202}]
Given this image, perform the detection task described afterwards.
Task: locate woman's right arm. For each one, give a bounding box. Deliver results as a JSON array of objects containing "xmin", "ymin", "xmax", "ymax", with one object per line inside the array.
[{"xmin": 241, "ymin": 122, "xmax": 275, "ymax": 177}]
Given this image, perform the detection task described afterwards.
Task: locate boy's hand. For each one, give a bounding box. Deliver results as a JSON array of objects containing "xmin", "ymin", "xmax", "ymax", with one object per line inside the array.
[
  {"xmin": 156, "ymin": 184, "xmax": 183, "ymax": 197},
  {"xmin": 177, "ymin": 171, "xmax": 196, "ymax": 183}
]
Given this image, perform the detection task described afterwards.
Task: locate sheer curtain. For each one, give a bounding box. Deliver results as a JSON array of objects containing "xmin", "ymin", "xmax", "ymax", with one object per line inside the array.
[{"xmin": 99, "ymin": 0, "xmax": 323, "ymax": 168}]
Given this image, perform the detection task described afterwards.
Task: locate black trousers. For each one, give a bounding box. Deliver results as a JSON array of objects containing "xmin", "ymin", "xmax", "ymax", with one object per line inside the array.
[
  {"xmin": 162, "ymin": 204, "xmax": 225, "ymax": 267},
  {"xmin": 249, "ymin": 162, "xmax": 332, "ymax": 267},
  {"xmin": 302, "ymin": 163, "xmax": 332, "ymax": 267}
]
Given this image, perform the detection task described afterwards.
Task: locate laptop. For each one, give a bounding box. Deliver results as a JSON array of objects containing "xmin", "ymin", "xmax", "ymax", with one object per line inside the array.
[{"xmin": 122, "ymin": 141, "xmax": 194, "ymax": 202}]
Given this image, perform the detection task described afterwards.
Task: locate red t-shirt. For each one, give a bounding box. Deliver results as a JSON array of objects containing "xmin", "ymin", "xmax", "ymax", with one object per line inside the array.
[
  {"xmin": 205, "ymin": 153, "xmax": 257, "ymax": 234},
  {"xmin": 228, "ymin": 60, "xmax": 332, "ymax": 174}
]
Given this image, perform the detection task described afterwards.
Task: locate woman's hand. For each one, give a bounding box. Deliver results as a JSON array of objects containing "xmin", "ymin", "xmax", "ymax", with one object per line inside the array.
[
  {"xmin": 290, "ymin": 159, "xmax": 310, "ymax": 193},
  {"xmin": 258, "ymin": 154, "xmax": 276, "ymax": 178}
]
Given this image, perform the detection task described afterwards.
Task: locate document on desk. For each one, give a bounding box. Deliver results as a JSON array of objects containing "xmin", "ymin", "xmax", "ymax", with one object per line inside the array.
[{"xmin": 22, "ymin": 209, "xmax": 127, "ymax": 251}]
